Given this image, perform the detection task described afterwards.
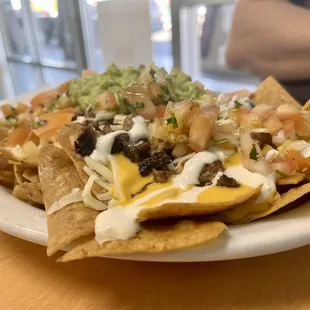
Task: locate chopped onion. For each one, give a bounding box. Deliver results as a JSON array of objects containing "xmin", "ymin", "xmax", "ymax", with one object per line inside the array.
[
  {"xmin": 83, "ymin": 166, "xmax": 111, "ymax": 191},
  {"xmin": 48, "ymin": 191, "xmax": 83, "ymax": 215},
  {"xmin": 171, "ymin": 144, "xmax": 187, "ymax": 158},
  {"xmin": 272, "ymin": 130, "xmax": 286, "ymax": 147},
  {"xmin": 84, "ymin": 156, "xmax": 113, "ymax": 183},
  {"xmin": 96, "ymin": 191, "xmax": 113, "ymax": 201},
  {"xmin": 95, "ymin": 111, "xmax": 116, "ymax": 121},
  {"xmin": 82, "ymin": 175, "xmax": 107, "ymax": 211},
  {"xmin": 239, "ymin": 127, "xmax": 253, "ymax": 155}
]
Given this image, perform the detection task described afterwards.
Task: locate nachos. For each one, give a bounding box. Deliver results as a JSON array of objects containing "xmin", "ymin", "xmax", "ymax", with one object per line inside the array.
[{"xmin": 1, "ymin": 65, "xmax": 310, "ymax": 261}]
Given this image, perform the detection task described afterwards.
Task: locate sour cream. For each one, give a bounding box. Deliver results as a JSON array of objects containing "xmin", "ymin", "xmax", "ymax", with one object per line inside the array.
[
  {"xmin": 90, "ymin": 131, "xmax": 127, "ymax": 162},
  {"xmin": 95, "ymin": 206, "xmax": 141, "ymax": 244},
  {"xmin": 225, "ymin": 165, "xmax": 276, "ymax": 203},
  {"xmin": 173, "ymin": 151, "xmax": 220, "ymax": 189},
  {"xmin": 128, "ymin": 116, "xmax": 149, "ymax": 142}
]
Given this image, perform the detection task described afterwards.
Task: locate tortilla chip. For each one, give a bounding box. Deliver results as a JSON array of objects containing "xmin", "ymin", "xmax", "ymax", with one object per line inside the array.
[
  {"xmin": 219, "ymin": 89, "xmax": 251, "ymax": 103},
  {"xmin": 57, "ymin": 123, "xmax": 105, "ymax": 196},
  {"xmin": 254, "ymin": 76, "xmax": 301, "ymax": 108},
  {"xmin": 212, "ymin": 202, "xmax": 271, "ymax": 224},
  {"xmin": 0, "ymin": 171, "xmax": 15, "ymax": 188},
  {"xmin": 277, "ymin": 173, "xmax": 305, "ymax": 185},
  {"xmin": 58, "ymin": 220, "xmax": 226, "ymax": 262},
  {"xmin": 38, "ymin": 145, "xmax": 99, "ymax": 256},
  {"xmin": 250, "ymin": 182, "xmax": 310, "ymax": 221},
  {"xmin": 22, "ymin": 167, "xmax": 40, "ymax": 184},
  {"xmin": 302, "ymin": 99, "xmax": 310, "ymax": 111},
  {"xmin": 13, "ymin": 165, "xmax": 24, "ymax": 184},
  {"xmin": 13, "ymin": 182, "xmax": 43, "ymax": 204},
  {"xmin": 216, "ymin": 182, "xmax": 310, "ymax": 223},
  {"xmin": 0, "ymin": 146, "xmax": 14, "ymax": 171},
  {"xmin": 137, "ymin": 185, "xmax": 262, "ymax": 222}
]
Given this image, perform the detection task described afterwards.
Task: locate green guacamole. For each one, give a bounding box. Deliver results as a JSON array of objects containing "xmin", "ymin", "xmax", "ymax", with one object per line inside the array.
[{"xmin": 68, "ymin": 64, "xmax": 204, "ymax": 111}]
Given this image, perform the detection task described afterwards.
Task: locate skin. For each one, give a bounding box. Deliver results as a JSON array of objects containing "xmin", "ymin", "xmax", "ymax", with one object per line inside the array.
[{"xmin": 225, "ymin": 0, "xmax": 310, "ymax": 80}]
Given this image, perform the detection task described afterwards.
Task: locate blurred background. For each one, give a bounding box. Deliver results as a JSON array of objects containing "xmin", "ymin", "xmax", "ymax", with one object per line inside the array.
[{"xmin": 0, "ymin": 0, "xmax": 259, "ymax": 100}]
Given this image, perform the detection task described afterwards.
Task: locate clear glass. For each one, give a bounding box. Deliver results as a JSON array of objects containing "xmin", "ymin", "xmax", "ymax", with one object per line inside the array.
[
  {"xmin": 150, "ymin": 0, "xmax": 173, "ymax": 71},
  {"xmin": 175, "ymin": 3, "xmax": 259, "ymax": 93},
  {"xmin": 0, "ymin": 0, "xmax": 30, "ymax": 57},
  {"xmin": 82, "ymin": 0, "xmax": 104, "ymax": 72},
  {"xmin": 9, "ymin": 63, "xmax": 42, "ymax": 95},
  {"xmin": 42, "ymin": 67, "xmax": 79, "ymax": 86},
  {"xmin": 29, "ymin": 0, "xmax": 77, "ymax": 67}
]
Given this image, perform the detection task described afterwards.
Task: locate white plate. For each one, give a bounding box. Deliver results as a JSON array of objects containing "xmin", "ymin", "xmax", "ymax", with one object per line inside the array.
[
  {"xmin": 1, "ymin": 90, "xmax": 310, "ymax": 261},
  {"xmin": 1, "ymin": 185, "xmax": 310, "ymax": 261}
]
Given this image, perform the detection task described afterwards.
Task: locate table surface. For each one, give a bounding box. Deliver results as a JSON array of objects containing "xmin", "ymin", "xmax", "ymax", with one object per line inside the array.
[{"xmin": 1, "ymin": 231, "xmax": 310, "ymax": 310}]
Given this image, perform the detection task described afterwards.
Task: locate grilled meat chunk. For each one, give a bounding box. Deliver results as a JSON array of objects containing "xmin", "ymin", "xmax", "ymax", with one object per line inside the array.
[
  {"xmin": 198, "ymin": 160, "xmax": 224, "ymax": 186},
  {"xmin": 216, "ymin": 174, "xmax": 240, "ymax": 188},
  {"xmin": 111, "ymin": 133, "xmax": 129, "ymax": 154},
  {"xmin": 250, "ymin": 132, "xmax": 272, "ymax": 148},
  {"xmin": 139, "ymin": 151, "xmax": 171, "ymax": 176},
  {"xmin": 74, "ymin": 125, "xmax": 97, "ymax": 157},
  {"xmin": 123, "ymin": 140, "xmax": 151, "ymax": 163},
  {"xmin": 152, "ymin": 169, "xmax": 172, "ymax": 183}
]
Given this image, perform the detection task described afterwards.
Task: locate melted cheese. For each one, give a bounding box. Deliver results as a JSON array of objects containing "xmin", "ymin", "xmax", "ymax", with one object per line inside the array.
[
  {"xmin": 197, "ymin": 185, "xmax": 254, "ymax": 204},
  {"xmin": 111, "ymin": 155, "xmax": 154, "ymax": 202}
]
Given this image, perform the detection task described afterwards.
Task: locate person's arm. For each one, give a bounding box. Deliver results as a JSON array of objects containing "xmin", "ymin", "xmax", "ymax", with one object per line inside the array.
[{"xmin": 225, "ymin": 0, "xmax": 310, "ymax": 80}]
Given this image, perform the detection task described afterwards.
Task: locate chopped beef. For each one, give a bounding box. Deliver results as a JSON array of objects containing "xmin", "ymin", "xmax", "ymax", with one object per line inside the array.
[
  {"xmin": 99, "ymin": 124, "xmax": 113, "ymax": 135},
  {"xmin": 123, "ymin": 115, "xmax": 134, "ymax": 131},
  {"xmin": 74, "ymin": 125, "xmax": 97, "ymax": 157},
  {"xmin": 139, "ymin": 151, "xmax": 171, "ymax": 176},
  {"xmin": 250, "ymin": 132, "xmax": 272, "ymax": 148},
  {"xmin": 217, "ymin": 174, "xmax": 240, "ymax": 188},
  {"xmin": 111, "ymin": 133, "xmax": 129, "ymax": 154},
  {"xmin": 198, "ymin": 160, "xmax": 224, "ymax": 186},
  {"xmin": 152, "ymin": 169, "xmax": 172, "ymax": 183},
  {"xmin": 123, "ymin": 140, "xmax": 151, "ymax": 163}
]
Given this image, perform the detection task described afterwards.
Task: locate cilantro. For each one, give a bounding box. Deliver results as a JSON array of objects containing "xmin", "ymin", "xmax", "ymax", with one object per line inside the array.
[
  {"xmin": 149, "ymin": 68, "xmax": 156, "ymax": 78},
  {"xmin": 214, "ymin": 138, "xmax": 230, "ymax": 145},
  {"xmin": 234, "ymin": 100, "xmax": 242, "ymax": 108},
  {"xmin": 157, "ymin": 85, "xmax": 170, "ymax": 104},
  {"xmin": 166, "ymin": 110, "xmax": 178, "ymax": 129},
  {"xmin": 275, "ymin": 170, "xmax": 288, "ymax": 178},
  {"xmin": 132, "ymin": 102, "xmax": 145, "ymax": 109},
  {"xmin": 5, "ymin": 115, "xmax": 15, "ymax": 122},
  {"xmin": 249, "ymin": 146, "xmax": 258, "ymax": 161},
  {"xmin": 31, "ymin": 119, "xmax": 47, "ymax": 129}
]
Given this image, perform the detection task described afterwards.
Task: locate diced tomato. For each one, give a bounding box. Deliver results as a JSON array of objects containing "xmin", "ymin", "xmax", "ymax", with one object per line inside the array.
[
  {"xmin": 56, "ymin": 80, "xmax": 71, "ymax": 94},
  {"xmin": 155, "ymin": 104, "xmax": 166, "ymax": 118},
  {"xmin": 16, "ymin": 103, "xmax": 29, "ymax": 114},
  {"xmin": 275, "ymin": 104, "xmax": 300, "ymax": 122},
  {"xmin": 269, "ymin": 158, "xmax": 298, "ymax": 175},
  {"xmin": 122, "ymin": 85, "xmax": 156, "ymax": 120},
  {"xmin": 282, "ymin": 120, "xmax": 296, "ymax": 140},
  {"xmin": 7, "ymin": 124, "xmax": 31, "ymax": 147},
  {"xmin": 164, "ymin": 100, "xmax": 195, "ymax": 133},
  {"xmin": 228, "ymin": 107, "xmax": 249, "ymax": 125},
  {"xmin": 240, "ymin": 111, "xmax": 263, "ymax": 128},
  {"xmin": 285, "ymin": 149, "xmax": 310, "ymax": 175},
  {"xmin": 293, "ymin": 115, "xmax": 309, "ymax": 136},
  {"xmin": 188, "ymin": 106, "xmax": 218, "ymax": 152},
  {"xmin": 251, "ymin": 103, "xmax": 273, "ymax": 119},
  {"xmin": 31, "ymin": 90, "xmax": 59, "ymax": 108},
  {"xmin": 32, "ymin": 111, "xmax": 73, "ymax": 139},
  {"xmin": 1, "ymin": 104, "xmax": 15, "ymax": 118},
  {"xmin": 263, "ymin": 114, "xmax": 283, "ymax": 134},
  {"xmin": 95, "ymin": 91, "xmax": 118, "ymax": 111}
]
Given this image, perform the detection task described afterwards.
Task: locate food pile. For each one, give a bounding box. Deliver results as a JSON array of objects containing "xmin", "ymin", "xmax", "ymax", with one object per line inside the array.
[{"xmin": 1, "ymin": 64, "xmax": 310, "ymax": 262}]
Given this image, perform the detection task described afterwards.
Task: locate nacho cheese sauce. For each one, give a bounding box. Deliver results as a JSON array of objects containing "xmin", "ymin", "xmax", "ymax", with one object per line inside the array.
[{"xmin": 94, "ymin": 151, "xmax": 270, "ymax": 245}]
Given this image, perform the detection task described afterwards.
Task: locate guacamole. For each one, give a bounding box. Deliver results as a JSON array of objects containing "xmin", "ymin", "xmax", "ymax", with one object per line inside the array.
[{"xmin": 68, "ymin": 64, "xmax": 205, "ymax": 111}]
